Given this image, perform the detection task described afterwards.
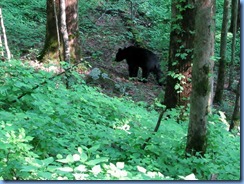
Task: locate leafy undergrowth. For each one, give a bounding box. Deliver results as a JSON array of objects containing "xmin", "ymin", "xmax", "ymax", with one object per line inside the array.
[
  {"xmin": 0, "ymin": 60, "xmax": 240, "ymax": 180},
  {"xmin": 0, "ymin": 0, "xmax": 46, "ymax": 55}
]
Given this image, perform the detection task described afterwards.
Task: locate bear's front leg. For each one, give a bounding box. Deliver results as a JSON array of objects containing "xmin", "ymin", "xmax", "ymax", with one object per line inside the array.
[{"xmin": 128, "ymin": 65, "xmax": 139, "ymax": 78}]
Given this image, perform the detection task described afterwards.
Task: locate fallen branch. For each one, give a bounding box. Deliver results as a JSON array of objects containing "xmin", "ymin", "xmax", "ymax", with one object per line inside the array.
[
  {"xmin": 8, "ymin": 62, "xmax": 81, "ymax": 106},
  {"xmin": 141, "ymin": 108, "xmax": 167, "ymax": 149}
]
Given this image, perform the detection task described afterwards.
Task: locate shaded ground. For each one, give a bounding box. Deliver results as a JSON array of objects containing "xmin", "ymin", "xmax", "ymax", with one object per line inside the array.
[
  {"xmin": 84, "ymin": 52, "xmax": 165, "ymax": 105},
  {"xmin": 78, "ymin": 6, "xmax": 166, "ymax": 105},
  {"xmin": 20, "ymin": 1, "xmax": 239, "ymax": 120}
]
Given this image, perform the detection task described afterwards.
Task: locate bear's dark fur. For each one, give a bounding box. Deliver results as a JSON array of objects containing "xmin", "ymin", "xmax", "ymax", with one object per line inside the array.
[{"xmin": 115, "ymin": 46, "xmax": 162, "ymax": 85}]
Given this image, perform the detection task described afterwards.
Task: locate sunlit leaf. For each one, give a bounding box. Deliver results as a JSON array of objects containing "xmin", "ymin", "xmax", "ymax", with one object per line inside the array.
[
  {"xmin": 179, "ymin": 173, "xmax": 198, "ymax": 180},
  {"xmin": 58, "ymin": 167, "xmax": 73, "ymax": 172},
  {"xmin": 91, "ymin": 165, "xmax": 102, "ymax": 175},
  {"xmin": 73, "ymin": 154, "xmax": 80, "ymax": 161},
  {"xmin": 86, "ymin": 157, "xmax": 108, "ymax": 166},
  {"xmin": 74, "ymin": 165, "xmax": 87, "ymax": 172},
  {"xmin": 137, "ymin": 166, "xmax": 146, "ymax": 173},
  {"xmin": 116, "ymin": 162, "xmax": 124, "ymax": 169}
]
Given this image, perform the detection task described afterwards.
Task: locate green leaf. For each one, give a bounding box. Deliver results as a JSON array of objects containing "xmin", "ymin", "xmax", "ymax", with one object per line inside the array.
[
  {"xmin": 91, "ymin": 165, "xmax": 102, "ymax": 175},
  {"xmin": 86, "ymin": 157, "xmax": 109, "ymax": 166},
  {"xmin": 116, "ymin": 162, "xmax": 124, "ymax": 169},
  {"xmin": 74, "ymin": 165, "xmax": 87, "ymax": 172},
  {"xmin": 179, "ymin": 173, "xmax": 198, "ymax": 180},
  {"xmin": 56, "ymin": 154, "xmax": 63, "ymax": 159},
  {"xmin": 58, "ymin": 167, "xmax": 73, "ymax": 172},
  {"xmin": 21, "ymin": 165, "xmax": 37, "ymax": 172},
  {"xmin": 80, "ymin": 152, "xmax": 88, "ymax": 163},
  {"xmin": 43, "ymin": 157, "xmax": 54, "ymax": 165},
  {"xmin": 66, "ymin": 154, "xmax": 74, "ymax": 162},
  {"xmin": 73, "ymin": 154, "xmax": 80, "ymax": 161},
  {"xmin": 88, "ymin": 144, "xmax": 100, "ymax": 153},
  {"xmin": 57, "ymin": 154, "xmax": 74, "ymax": 163},
  {"xmin": 137, "ymin": 166, "xmax": 147, "ymax": 173},
  {"xmin": 38, "ymin": 171, "xmax": 52, "ymax": 179}
]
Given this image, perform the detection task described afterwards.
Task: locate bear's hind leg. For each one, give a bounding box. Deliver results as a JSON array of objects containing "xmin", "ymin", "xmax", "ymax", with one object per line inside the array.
[
  {"xmin": 140, "ymin": 68, "xmax": 149, "ymax": 83},
  {"xmin": 154, "ymin": 68, "xmax": 163, "ymax": 86}
]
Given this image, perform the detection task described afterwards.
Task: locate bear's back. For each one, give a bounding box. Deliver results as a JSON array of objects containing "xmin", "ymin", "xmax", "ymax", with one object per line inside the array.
[{"xmin": 125, "ymin": 46, "xmax": 158, "ymax": 64}]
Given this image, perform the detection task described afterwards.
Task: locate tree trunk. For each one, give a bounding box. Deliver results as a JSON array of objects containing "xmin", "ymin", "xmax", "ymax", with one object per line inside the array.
[
  {"xmin": 213, "ymin": 0, "xmax": 230, "ymax": 104},
  {"xmin": 37, "ymin": 0, "xmax": 80, "ymax": 63},
  {"xmin": 60, "ymin": 0, "xmax": 70, "ymax": 63},
  {"xmin": 65, "ymin": 0, "xmax": 80, "ymax": 62},
  {"xmin": 163, "ymin": 0, "xmax": 195, "ymax": 109},
  {"xmin": 186, "ymin": 0, "xmax": 215, "ymax": 156},
  {"xmin": 228, "ymin": 0, "xmax": 238, "ymax": 89},
  {"xmin": 208, "ymin": 1, "xmax": 216, "ymax": 113},
  {"xmin": 229, "ymin": 79, "xmax": 240, "ymax": 131},
  {"xmin": 229, "ymin": 0, "xmax": 240, "ymax": 33},
  {"xmin": 0, "ymin": 8, "xmax": 11, "ymax": 60}
]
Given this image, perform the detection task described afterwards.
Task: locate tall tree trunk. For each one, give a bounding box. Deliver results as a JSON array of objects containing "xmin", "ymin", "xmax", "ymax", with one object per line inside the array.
[
  {"xmin": 60, "ymin": 0, "xmax": 71, "ymax": 88},
  {"xmin": 229, "ymin": 0, "xmax": 240, "ymax": 33},
  {"xmin": 207, "ymin": 1, "xmax": 216, "ymax": 112},
  {"xmin": 186, "ymin": 0, "xmax": 215, "ymax": 156},
  {"xmin": 0, "ymin": 8, "xmax": 11, "ymax": 60},
  {"xmin": 213, "ymin": 0, "xmax": 230, "ymax": 104},
  {"xmin": 60, "ymin": 0, "xmax": 70, "ymax": 63},
  {"xmin": 163, "ymin": 0, "xmax": 195, "ymax": 109},
  {"xmin": 37, "ymin": 0, "xmax": 80, "ymax": 63},
  {"xmin": 228, "ymin": 0, "xmax": 238, "ymax": 89},
  {"xmin": 229, "ymin": 79, "xmax": 240, "ymax": 131},
  {"xmin": 65, "ymin": 0, "xmax": 80, "ymax": 62}
]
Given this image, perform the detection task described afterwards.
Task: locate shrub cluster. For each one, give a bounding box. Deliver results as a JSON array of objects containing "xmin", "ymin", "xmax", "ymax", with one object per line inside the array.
[{"xmin": 0, "ymin": 60, "xmax": 240, "ymax": 180}]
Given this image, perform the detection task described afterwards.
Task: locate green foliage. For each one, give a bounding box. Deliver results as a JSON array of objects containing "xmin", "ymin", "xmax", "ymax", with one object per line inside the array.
[
  {"xmin": 79, "ymin": 0, "xmax": 170, "ymax": 69},
  {"xmin": 168, "ymin": 71, "xmax": 185, "ymax": 93},
  {"xmin": 206, "ymin": 112, "xmax": 240, "ymax": 180},
  {"xmin": 215, "ymin": 1, "xmax": 240, "ymax": 66},
  {"xmin": 0, "ymin": 0, "xmax": 46, "ymax": 56},
  {"xmin": 0, "ymin": 0, "xmax": 240, "ymax": 181},
  {"xmin": 135, "ymin": 0, "xmax": 171, "ymax": 50},
  {"xmin": 0, "ymin": 123, "xmax": 37, "ymax": 179},
  {"xmin": 0, "ymin": 60, "xmax": 240, "ymax": 180}
]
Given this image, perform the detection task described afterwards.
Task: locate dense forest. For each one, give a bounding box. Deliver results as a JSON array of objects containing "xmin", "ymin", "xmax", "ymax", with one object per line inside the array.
[{"xmin": 0, "ymin": 0, "xmax": 241, "ymax": 180}]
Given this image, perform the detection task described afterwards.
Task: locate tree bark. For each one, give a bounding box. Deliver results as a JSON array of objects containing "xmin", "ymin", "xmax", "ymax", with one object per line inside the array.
[
  {"xmin": 0, "ymin": 8, "xmax": 11, "ymax": 60},
  {"xmin": 213, "ymin": 0, "xmax": 230, "ymax": 104},
  {"xmin": 229, "ymin": 79, "xmax": 240, "ymax": 131},
  {"xmin": 60, "ymin": 0, "xmax": 70, "ymax": 63},
  {"xmin": 0, "ymin": 34, "xmax": 3, "ymax": 58},
  {"xmin": 163, "ymin": 0, "xmax": 195, "ymax": 109},
  {"xmin": 65, "ymin": 0, "xmax": 80, "ymax": 62},
  {"xmin": 228, "ymin": 0, "xmax": 238, "ymax": 89},
  {"xmin": 229, "ymin": 0, "xmax": 240, "ymax": 33},
  {"xmin": 37, "ymin": 0, "xmax": 80, "ymax": 63},
  {"xmin": 186, "ymin": 0, "xmax": 215, "ymax": 156},
  {"xmin": 208, "ymin": 1, "xmax": 216, "ymax": 113}
]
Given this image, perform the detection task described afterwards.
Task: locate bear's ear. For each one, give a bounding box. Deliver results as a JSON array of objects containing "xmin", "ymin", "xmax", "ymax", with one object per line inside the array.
[{"xmin": 118, "ymin": 48, "xmax": 122, "ymax": 51}]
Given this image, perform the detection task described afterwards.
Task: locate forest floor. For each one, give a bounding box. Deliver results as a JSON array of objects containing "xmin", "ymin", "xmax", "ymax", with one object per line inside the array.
[
  {"xmin": 76, "ymin": 6, "xmax": 167, "ymax": 105},
  {"xmin": 20, "ymin": 1, "xmax": 238, "ymax": 120},
  {"xmin": 84, "ymin": 51, "xmax": 165, "ymax": 104},
  {"xmin": 77, "ymin": 6, "xmax": 238, "ymax": 120},
  {"xmin": 0, "ymin": 1, "xmax": 240, "ymax": 180}
]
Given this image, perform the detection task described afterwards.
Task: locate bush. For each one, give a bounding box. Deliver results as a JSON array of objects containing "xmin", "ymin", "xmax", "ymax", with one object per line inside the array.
[{"xmin": 0, "ymin": 60, "xmax": 240, "ymax": 180}]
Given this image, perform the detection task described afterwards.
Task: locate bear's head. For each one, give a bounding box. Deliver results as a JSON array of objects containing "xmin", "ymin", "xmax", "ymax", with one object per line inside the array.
[{"xmin": 115, "ymin": 47, "xmax": 127, "ymax": 62}]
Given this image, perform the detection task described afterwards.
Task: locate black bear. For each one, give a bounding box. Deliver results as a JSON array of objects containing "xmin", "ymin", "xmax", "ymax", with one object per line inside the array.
[{"xmin": 115, "ymin": 46, "xmax": 163, "ymax": 85}]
